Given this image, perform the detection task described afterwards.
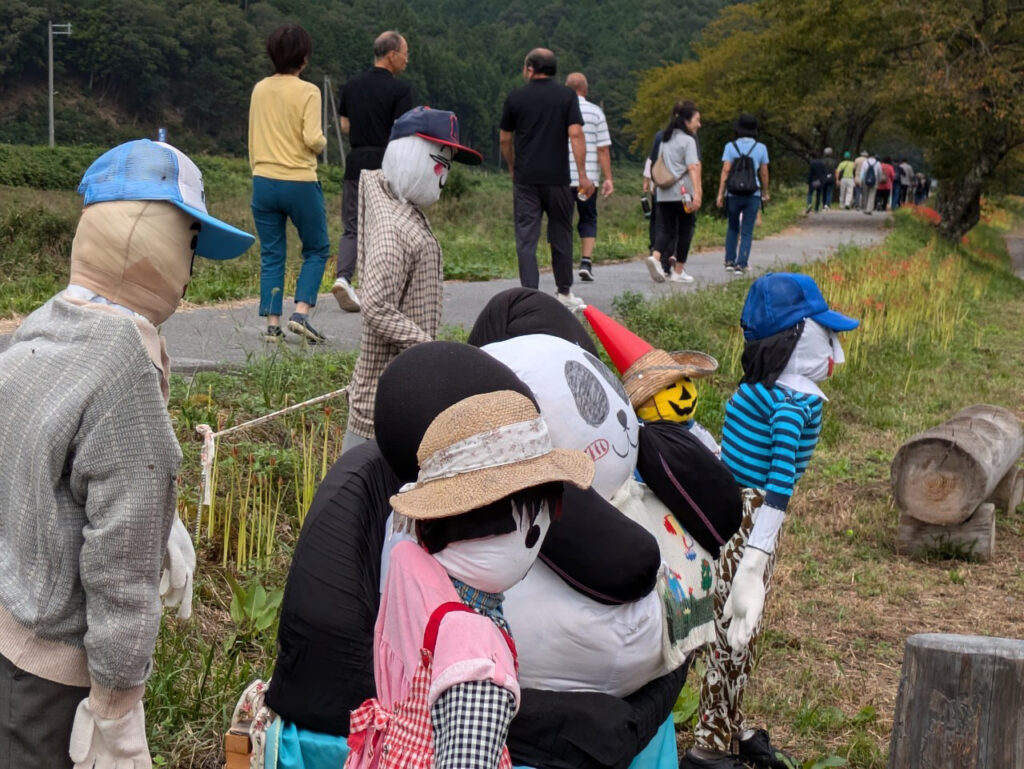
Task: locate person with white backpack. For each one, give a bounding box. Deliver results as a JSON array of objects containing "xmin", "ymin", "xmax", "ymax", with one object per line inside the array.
[{"xmin": 859, "ymin": 152, "xmax": 884, "ymax": 215}]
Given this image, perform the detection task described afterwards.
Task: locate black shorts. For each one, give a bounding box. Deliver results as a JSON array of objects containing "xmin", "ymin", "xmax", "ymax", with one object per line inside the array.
[{"xmin": 572, "ymin": 188, "xmax": 598, "ymax": 239}]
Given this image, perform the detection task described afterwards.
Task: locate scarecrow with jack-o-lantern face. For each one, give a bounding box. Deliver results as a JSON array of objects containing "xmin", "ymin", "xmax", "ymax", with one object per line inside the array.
[{"xmin": 681, "ymin": 272, "xmax": 858, "ymax": 769}]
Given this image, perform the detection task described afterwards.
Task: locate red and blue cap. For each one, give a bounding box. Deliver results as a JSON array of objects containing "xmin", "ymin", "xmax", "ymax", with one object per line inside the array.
[
  {"xmin": 389, "ymin": 106, "xmax": 482, "ymax": 165},
  {"xmin": 741, "ymin": 272, "xmax": 859, "ymax": 341}
]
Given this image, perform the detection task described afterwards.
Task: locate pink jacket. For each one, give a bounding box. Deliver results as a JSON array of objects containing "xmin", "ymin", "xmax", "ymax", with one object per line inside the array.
[{"xmin": 375, "ymin": 541, "xmax": 520, "ymax": 711}]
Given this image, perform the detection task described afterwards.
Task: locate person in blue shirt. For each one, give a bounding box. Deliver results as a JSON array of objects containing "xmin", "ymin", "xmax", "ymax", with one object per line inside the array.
[
  {"xmin": 681, "ymin": 273, "xmax": 858, "ymax": 769},
  {"xmin": 716, "ymin": 114, "xmax": 770, "ymax": 275}
]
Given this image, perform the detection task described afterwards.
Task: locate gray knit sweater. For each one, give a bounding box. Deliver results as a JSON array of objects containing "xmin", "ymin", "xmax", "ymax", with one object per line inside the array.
[{"xmin": 0, "ymin": 296, "xmax": 181, "ymax": 718}]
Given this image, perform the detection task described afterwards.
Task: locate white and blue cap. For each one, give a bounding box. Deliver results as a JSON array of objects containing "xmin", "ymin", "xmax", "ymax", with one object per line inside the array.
[{"xmin": 78, "ymin": 139, "xmax": 255, "ymax": 260}]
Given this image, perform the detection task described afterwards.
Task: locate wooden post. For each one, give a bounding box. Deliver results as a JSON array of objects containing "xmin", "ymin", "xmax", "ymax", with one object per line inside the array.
[
  {"xmin": 891, "ymin": 405, "xmax": 1023, "ymax": 525},
  {"xmin": 895, "ymin": 502, "xmax": 995, "ymax": 561},
  {"xmin": 889, "ymin": 634, "xmax": 1024, "ymax": 769}
]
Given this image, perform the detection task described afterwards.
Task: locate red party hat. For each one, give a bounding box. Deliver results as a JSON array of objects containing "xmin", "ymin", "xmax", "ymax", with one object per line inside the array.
[{"xmin": 582, "ymin": 305, "xmax": 653, "ymax": 374}]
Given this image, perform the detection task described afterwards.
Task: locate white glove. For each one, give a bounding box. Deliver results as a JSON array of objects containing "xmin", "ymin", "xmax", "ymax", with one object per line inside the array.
[
  {"xmin": 159, "ymin": 517, "xmax": 196, "ymax": 620},
  {"xmin": 69, "ymin": 698, "xmax": 152, "ymax": 769},
  {"xmin": 721, "ymin": 546, "xmax": 770, "ymax": 652}
]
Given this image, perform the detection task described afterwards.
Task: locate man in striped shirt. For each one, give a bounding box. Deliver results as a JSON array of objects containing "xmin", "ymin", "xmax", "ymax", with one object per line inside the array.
[
  {"xmin": 682, "ymin": 273, "xmax": 858, "ymax": 769},
  {"xmin": 566, "ymin": 72, "xmax": 614, "ymax": 282}
]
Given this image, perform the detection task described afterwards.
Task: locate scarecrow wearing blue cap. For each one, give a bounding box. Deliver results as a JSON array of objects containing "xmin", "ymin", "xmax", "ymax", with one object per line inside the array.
[
  {"xmin": 0, "ymin": 139, "xmax": 254, "ymax": 769},
  {"xmin": 681, "ymin": 273, "xmax": 858, "ymax": 769}
]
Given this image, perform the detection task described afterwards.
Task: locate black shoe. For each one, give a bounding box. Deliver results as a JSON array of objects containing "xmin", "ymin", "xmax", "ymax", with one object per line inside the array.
[
  {"xmin": 287, "ymin": 313, "xmax": 326, "ymax": 344},
  {"xmin": 263, "ymin": 325, "xmax": 285, "ymax": 342},
  {"xmin": 736, "ymin": 729, "xmax": 800, "ymax": 769},
  {"xmin": 678, "ymin": 749, "xmax": 749, "ymax": 769},
  {"xmin": 578, "ymin": 260, "xmax": 595, "ymax": 281}
]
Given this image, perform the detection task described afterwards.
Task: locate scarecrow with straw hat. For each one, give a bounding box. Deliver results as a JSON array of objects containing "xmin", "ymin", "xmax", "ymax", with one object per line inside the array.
[
  {"xmin": 346, "ymin": 384, "xmax": 594, "ymax": 769},
  {"xmin": 681, "ymin": 272, "xmax": 858, "ymax": 769}
]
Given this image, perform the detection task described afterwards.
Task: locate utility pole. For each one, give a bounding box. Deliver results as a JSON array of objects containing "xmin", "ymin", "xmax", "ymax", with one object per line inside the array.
[{"xmin": 48, "ymin": 20, "xmax": 72, "ymax": 148}]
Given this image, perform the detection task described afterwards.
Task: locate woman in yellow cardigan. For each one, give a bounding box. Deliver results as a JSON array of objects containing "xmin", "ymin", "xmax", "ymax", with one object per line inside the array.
[{"xmin": 249, "ymin": 24, "xmax": 330, "ymax": 343}]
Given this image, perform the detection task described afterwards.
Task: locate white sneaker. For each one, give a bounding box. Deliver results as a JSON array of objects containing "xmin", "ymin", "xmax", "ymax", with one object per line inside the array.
[
  {"xmin": 669, "ymin": 270, "xmax": 695, "ymax": 283},
  {"xmin": 555, "ymin": 291, "xmax": 585, "ymax": 310},
  {"xmin": 331, "ymin": 277, "xmax": 361, "ymax": 312},
  {"xmin": 645, "ymin": 255, "xmax": 667, "ymax": 283}
]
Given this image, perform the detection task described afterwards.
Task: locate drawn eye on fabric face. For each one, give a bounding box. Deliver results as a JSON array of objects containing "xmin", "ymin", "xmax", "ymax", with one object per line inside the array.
[{"xmin": 564, "ymin": 360, "xmax": 608, "ymax": 427}]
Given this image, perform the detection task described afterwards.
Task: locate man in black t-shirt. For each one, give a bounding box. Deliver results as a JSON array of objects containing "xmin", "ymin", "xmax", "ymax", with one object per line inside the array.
[
  {"xmin": 500, "ymin": 48, "xmax": 594, "ymax": 310},
  {"xmin": 331, "ymin": 30, "xmax": 414, "ymax": 313}
]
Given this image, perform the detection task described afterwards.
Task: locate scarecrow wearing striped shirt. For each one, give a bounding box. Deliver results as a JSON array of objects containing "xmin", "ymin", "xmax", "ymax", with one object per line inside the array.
[{"xmin": 681, "ymin": 273, "xmax": 858, "ymax": 769}]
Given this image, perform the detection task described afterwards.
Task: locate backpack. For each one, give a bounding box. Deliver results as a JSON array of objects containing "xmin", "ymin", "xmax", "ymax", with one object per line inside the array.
[
  {"xmin": 864, "ymin": 161, "xmax": 877, "ymax": 187},
  {"xmin": 726, "ymin": 141, "xmax": 758, "ymax": 195}
]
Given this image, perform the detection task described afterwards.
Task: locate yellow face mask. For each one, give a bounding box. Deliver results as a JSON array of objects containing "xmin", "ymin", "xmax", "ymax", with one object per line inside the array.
[{"xmin": 636, "ymin": 377, "xmax": 698, "ymax": 423}]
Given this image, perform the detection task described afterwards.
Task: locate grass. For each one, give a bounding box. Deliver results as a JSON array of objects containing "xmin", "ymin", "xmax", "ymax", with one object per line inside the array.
[
  {"xmin": 0, "ymin": 157, "xmax": 805, "ymax": 320},
  {"xmin": 149, "ymin": 197, "xmax": 1024, "ymax": 768}
]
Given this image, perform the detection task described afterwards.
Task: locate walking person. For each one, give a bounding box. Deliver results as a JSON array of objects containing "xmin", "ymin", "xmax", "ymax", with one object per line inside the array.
[
  {"xmin": 804, "ymin": 152, "xmax": 827, "ymax": 213},
  {"xmin": 331, "ymin": 30, "xmax": 414, "ymax": 313},
  {"xmin": 820, "ymin": 147, "xmax": 835, "ymax": 210},
  {"xmin": 641, "ymin": 100, "xmax": 686, "ymax": 259},
  {"xmin": 716, "ymin": 113, "xmax": 770, "ymax": 275},
  {"xmin": 852, "ymin": 150, "xmax": 868, "ymax": 210},
  {"xmin": 876, "ymin": 157, "xmax": 894, "ymax": 212},
  {"xmin": 859, "ymin": 152, "xmax": 883, "ymax": 215},
  {"xmin": 565, "ymin": 72, "xmax": 614, "ymax": 282},
  {"xmin": 500, "ymin": 48, "xmax": 594, "ymax": 310},
  {"xmin": 646, "ymin": 102, "xmax": 702, "ymax": 284},
  {"xmin": 249, "ymin": 24, "xmax": 331, "ymax": 343},
  {"xmin": 835, "ymin": 151, "xmax": 856, "ymax": 209}
]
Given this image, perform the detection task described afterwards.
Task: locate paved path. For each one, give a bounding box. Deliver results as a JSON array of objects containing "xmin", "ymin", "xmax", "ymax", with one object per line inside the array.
[{"xmin": 0, "ymin": 210, "xmax": 890, "ymax": 371}]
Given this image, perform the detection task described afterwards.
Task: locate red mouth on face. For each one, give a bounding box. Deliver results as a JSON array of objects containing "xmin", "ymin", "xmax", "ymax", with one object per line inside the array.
[{"xmin": 827, "ymin": 357, "xmax": 835, "ymax": 377}]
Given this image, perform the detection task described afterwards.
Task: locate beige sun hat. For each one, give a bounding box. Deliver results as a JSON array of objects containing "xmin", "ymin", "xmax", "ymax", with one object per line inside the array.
[
  {"xmin": 390, "ymin": 390, "xmax": 595, "ymax": 520},
  {"xmin": 622, "ymin": 349, "xmax": 719, "ymax": 408}
]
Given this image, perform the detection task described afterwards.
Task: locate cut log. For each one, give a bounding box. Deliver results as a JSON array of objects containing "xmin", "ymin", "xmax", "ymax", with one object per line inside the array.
[
  {"xmin": 888, "ymin": 633, "xmax": 1024, "ymax": 769},
  {"xmin": 891, "ymin": 404, "xmax": 1023, "ymax": 525},
  {"xmin": 895, "ymin": 503, "xmax": 995, "ymax": 561},
  {"xmin": 989, "ymin": 465, "xmax": 1023, "ymax": 513}
]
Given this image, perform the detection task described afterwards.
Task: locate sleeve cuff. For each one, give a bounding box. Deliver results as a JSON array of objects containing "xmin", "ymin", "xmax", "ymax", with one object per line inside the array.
[
  {"xmin": 89, "ymin": 679, "xmax": 146, "ymax": 720},
  {"xmin": 763, "ymin": 491, "xmax": 791, "ymax": 510}
]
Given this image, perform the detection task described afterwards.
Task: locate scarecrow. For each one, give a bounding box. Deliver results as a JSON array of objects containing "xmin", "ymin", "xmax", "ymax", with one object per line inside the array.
[
  {"xmin": 680, "ymin": 272, "xmax": 858, "ymax": 769},
  {"xmin": 0, "ymin": 139, "xmax": 253, "ymax": 769}
]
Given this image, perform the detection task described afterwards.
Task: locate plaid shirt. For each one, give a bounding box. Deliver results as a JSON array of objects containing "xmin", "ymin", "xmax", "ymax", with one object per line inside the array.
[{"xmin": 346, "ymin": 170, "xmax": 443, "ymax": 438}]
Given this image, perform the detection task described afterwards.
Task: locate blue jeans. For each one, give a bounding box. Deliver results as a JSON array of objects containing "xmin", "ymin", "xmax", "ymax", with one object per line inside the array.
[
  {"xmin": 252, "ymin": 176, "xmax": 330, "ymax": 318},
  {"xmin": 725, "ymin": 194, "xmax": 760, "ymax": 268}
]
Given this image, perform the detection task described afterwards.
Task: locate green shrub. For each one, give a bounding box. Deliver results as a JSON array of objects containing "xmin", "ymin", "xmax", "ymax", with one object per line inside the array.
[{"xmin": 0, "ymin": 204, "xmax": 76, "ymax": 315}]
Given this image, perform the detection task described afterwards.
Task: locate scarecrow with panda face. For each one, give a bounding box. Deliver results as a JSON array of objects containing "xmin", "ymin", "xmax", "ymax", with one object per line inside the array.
[{"xmin": 680, "ymin": 273, "xmax": 858, "ymax": 769}]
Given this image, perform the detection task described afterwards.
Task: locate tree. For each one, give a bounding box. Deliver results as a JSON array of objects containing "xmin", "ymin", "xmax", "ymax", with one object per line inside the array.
[{"xmin": 884, "ymin": 0, "xmax": 1024, "ymax": 241}]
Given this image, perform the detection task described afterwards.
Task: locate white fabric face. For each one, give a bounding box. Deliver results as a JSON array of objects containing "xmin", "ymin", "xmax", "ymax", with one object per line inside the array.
[
  {"xmin": 777, "ymin": 319, "xmax": 844, "ymax": 398},
  {"xmin": 433, "ymin": 503, "xmax": 551, "ymax": 594},
  {"xmin": 382, "ymin": 136, "xmax": 452, "ymax": 207},
  {"xmin": 483, "ymin": 334, "xmax": 639, "ymax": 499}
]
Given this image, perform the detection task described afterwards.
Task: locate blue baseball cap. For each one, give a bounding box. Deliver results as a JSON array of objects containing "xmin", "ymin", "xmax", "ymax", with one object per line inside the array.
[
  {"xmin": 741, "ymin": 272, "xmax": 859, "ymax": 341},
  {"xmin": 78, "ymin": 139, "xmax": 255, "ymax": 260},
  {"xmin": 390, "ymin": 106, "xmax": 482, "ymax": 165}
]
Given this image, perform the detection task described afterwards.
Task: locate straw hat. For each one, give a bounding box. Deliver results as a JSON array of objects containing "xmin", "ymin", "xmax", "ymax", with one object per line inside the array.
[
  {"xmin": 390, "ymin": 390, "xmax": 594, "ymax": 520},
  {"xmin": 622, "ymin": 349, "xmax": 718, "ymax": 409}
]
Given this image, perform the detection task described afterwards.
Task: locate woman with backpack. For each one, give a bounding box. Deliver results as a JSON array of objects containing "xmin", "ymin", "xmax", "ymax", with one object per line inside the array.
[
  {"xmin": 716, "ymin": 114, "xmax": 770, "ymax": 275},
  {"xmin": 646, "ymin": 101, "xmax": 703, "ymax": 284}
]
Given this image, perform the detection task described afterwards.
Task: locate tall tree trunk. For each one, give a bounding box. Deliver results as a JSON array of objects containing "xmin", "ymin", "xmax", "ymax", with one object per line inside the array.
[{"xmin": 936, "ymin": 141, "xmax": 1008, "ymax": 242}]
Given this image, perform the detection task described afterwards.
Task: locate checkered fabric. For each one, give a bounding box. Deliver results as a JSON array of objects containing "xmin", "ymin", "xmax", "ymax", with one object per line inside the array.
[
  {"xmin": 345, "ymin": 170, "xmax": 443, "ymax": 438},
  {"xmin": 431, "ymin": 680, "xmax": 516, "ymax": 769},
  {"xmin": 450, "ymin": 578, "xmax": 511, "ymax": 636}
]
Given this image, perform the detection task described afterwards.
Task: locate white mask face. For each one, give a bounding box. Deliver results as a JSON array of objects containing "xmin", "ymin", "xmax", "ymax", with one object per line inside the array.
[
  {"xmin": 382, "ymin": 135, "xmax": 452, "ymax": 207},
  {"xmin": 782, "ymin": 318, "xmax": 844, "ymax": 383},
  {"xmin": 432, "ymin": 502, "xmax": 551, "ymax": 594}
]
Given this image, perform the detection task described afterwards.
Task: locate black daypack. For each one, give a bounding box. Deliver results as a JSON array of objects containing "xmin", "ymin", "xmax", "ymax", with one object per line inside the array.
[
  {"xmin": 726, "ymin": 141, "xmax": 758, "ymax": 195},
  {"xmin": 864, "ymin": 161, "xmax": 878, "ymax": 187}
]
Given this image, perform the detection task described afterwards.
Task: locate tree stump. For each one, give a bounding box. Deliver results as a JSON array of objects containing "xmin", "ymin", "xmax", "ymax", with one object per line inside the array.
[
  {"xmin": 888, "ymin": 634, "xmax": 1024, "ymax": 769},
  {"xmin": 891, "ymin": 405, "xmax": 1023, "ymax": 525},
  {"xmin": 895, "ymin": 502, "xmax": 995, "ymax": 561}
]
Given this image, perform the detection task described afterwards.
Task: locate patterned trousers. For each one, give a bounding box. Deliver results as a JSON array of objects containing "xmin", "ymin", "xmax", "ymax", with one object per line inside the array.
[{"xmin": 693, "ymin": 489, "xmax": 779, "ymax": 752}]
